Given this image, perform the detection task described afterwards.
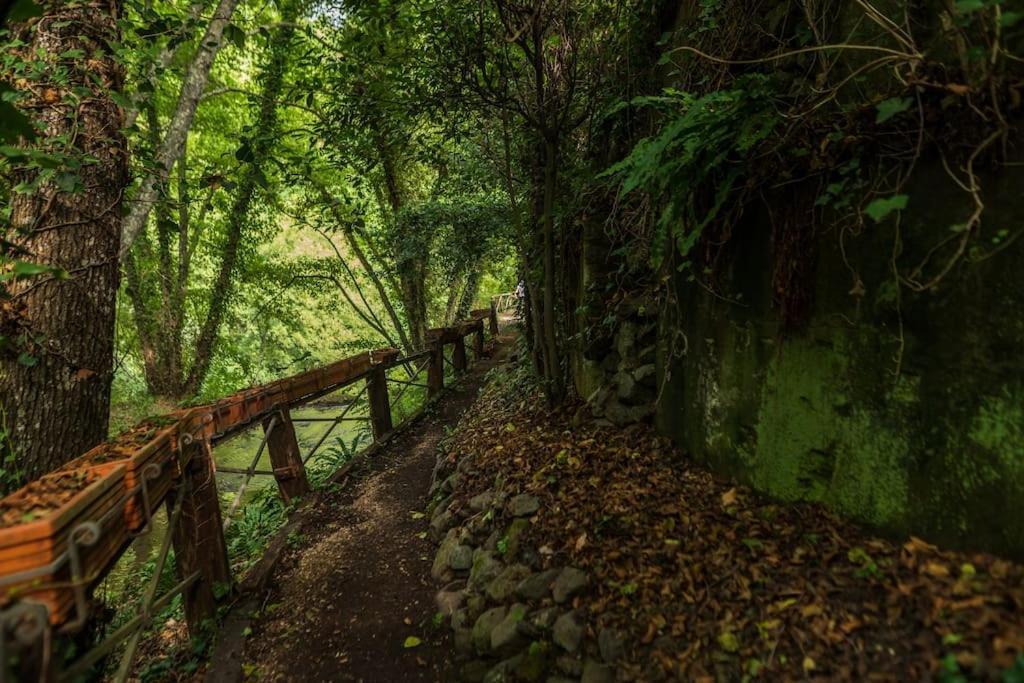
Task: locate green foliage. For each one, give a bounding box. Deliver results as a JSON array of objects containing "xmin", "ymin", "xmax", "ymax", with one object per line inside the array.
[
  {"xmin": 864, "ymin": 195, "xmax": 910, "ymax": 223},
  {"xmin": 603, "ymin": 76, "xmax": 780, "ymax": 269}
]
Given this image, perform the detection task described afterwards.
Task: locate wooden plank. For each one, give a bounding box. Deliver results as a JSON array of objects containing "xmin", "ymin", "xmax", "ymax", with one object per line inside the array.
[
  {"xmin": 427, "ymin": 342, "xmax": 444, "ymax": 398},
  {"xmin": 366, "ymin": 365, "xmax": 393, "ymax": 440},
  {"xmin": 489, "ymin": 301, "xmax": 500, "ymax": 336},
  {"xmin": 473, "ymin": 323, "xmax": 485, "ymax": 357},
  {"xmin": 169, "ymin": 436, "xmax": 231, "ymax": 634},
  {"xmin": 263, "ymin": 409, "xmax": 311, "ymax": 504},
  {"xmin": 453, "ymin": 336, "xmax": 468, "ymax": 373}
]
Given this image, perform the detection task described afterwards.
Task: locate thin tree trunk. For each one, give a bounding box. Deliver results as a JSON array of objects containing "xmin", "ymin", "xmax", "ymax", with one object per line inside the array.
[
  {"xmin": 0, "ymin": 1, "xmax": 129, "ymax": 481},
  {"xmin": 119, "ymin": 0, "xmax": 239, "ymax": 258},
  {"xmin": 313, "ymin": 182, "xmax": 413, "ymax": 353},
  {"xmin": 541, "ymin": 137, "xmax": 563, "ymax": 401},
  {"xmin": 185, "ymin": 5, "xmax": 299, "ymax": 394}
]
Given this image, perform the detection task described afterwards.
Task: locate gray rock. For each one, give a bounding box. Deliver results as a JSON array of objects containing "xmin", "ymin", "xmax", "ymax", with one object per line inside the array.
[
  {"xmin": 581, "ymin": 659, "xmax": 614, "ymax": 683},
  {"xmin": 460, "ymin": 659, "xmax": 491, "ymax": 683},
  {"xmin": 516, "ymin": 568, "xmax": 561, "ymax": 601},
  {"xmin": 531, "ymin": 607, "xmax": 560, "ymax": 631},
  {"xmin": 552, "ymin": 567, "xmax": 589, "ymax": 604},
  {"xmin": 502, "ymin": 518, "xmax": 531, "ymax": 559},
  {"xmin": 453, "ymin": 627, "xmax": 474, "ymax": 656},
  {"xmin": 470, "ymin": 550, "xmax": 503, "ymax": 589},
  {"xmin": 450, "ymin": 544, "xmax": 473, "ymax": 571},
  {"xmin": 430, "ymin": 508, "xmax": 456, "ymax": 542},
  {"xmin": 435, "ymin": 585, "xmax": 466, "ymax": 616},
  {"xmin": 486, "ymin": 564, "xmax": 531, "ymax": 603},
  {"xmin": 452, "ymin": 607, "xmax": 470, "ymax": 630},
  {"xmin": 472, "ymin": 606, "xmax": 508, "ymax": 654},
  {"xmin": 490, "ymin": 603, "xmax": 529, "ymax": 656},
  {"xmin": 442, "ymin": 472, "xmax": 460, "ymax": 494},
  {"xmin": 633, "ymin": 363, "xmax": 656, "ymax": 384},
  {"xmin": 432, "ymin": 535, "xmax": 460, "ymax": 580},
  {"xmin": 556, "ymin": 654, "xmax": 583, "ymax": 676},
  {"xmin": 466, "ymin": 593, "xmax": 487, "ymax": 622},
  {"xmin": 597, "ymin": 628, "xmax": 625, "ymax": 664},
  {"xmin": 469, "ymin": 490, "xmax": 496, "ymax": 512},
  {"xmin": 516, "ymin": 641, "xmax": 551, "ymax": 681},
  {"xmin": 552, "ymin": 612, "xmax": 583, "ymax": 652},
  {"xmin": 508, "ymin": 493, "xmax": 540, "ymax": 517},
  {"xmin": 602, "ymin": 400, "xmax": 654, "ymax": 427},
  {"xmin": 484, "ymin": 655, "xmax": 523, "ymax": 683},
  {"xmin": 614, "ymin": 371, "xmax": 636, "ymax": 401}
]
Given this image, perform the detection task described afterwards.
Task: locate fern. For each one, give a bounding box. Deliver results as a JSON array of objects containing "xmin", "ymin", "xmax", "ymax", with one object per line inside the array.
[{"xmin": 603, "ymin": 75, "xmax": 780, "ymax": 270}]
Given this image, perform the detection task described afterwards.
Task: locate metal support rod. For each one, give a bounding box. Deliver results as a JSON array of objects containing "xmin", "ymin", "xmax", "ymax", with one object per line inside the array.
[
  {"xmin": 112, "ymin": 492, "xmax": 186, "ymax": 683},
  {"xmin": 223, "ymin": 415, "xmax": 278, "ymax": 527}
]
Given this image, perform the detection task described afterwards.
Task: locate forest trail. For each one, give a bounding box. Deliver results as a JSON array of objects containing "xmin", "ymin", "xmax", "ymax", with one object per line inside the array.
[{"xmin": 213, "ymin": 332, "xmax": 516, "ymax": 682}]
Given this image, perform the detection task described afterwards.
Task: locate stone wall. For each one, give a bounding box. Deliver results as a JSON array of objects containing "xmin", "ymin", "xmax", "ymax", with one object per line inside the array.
[{"xmin": 652, "ymin": 160, "xmax": 1024, "ymax": 560}]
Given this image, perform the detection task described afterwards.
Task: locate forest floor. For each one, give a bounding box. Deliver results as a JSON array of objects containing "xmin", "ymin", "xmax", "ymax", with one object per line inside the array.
[
  {"xmin": 185, "ymin": 327, "xmax": 1024, "ymax": 683},
  {"xmin": 205, "ymin": 331, "xmax": 517, "ymax": 682},
  {"xmin": 433, "ymin": 361, "xmax": 1024, "ymax": 682}
]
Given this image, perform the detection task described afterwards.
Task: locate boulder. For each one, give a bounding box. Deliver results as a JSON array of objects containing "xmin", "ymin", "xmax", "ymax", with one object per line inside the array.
[
  {"xmin": 432, "ymin": 534, "xmax": 460, "ymax": 580},
  {"xmin": 470, "ymin": 550, "xmax": 504, "ymax": 589},
  {"xmin": 581, "ymin": 659, "xmax": 614, "ymax": 683},
  {"xmin": 460, "ymin": 659, "xmax": 491, "ymax": 683},
  {"xmin": 508, "ymin": 493, "xmax": 540, "ymax": 517},
  {"xmin": 516, "ymin": 568, "xmax": 561, "ymax": 601},
  {"xmin": 486, "ymin": 564, "xmax": 532, "ymax": 603},
  {"xmin": 516, "ymin": 641, "xmax": 551, "ymax": 682},
  {"xmin": 435, "ymin": 583, "xmax": 466, "ymax": 616},
  {"xmin": 472, "ymin": 606, "xmax": 508, "ymax": 654},
  {"xmin": 552, "ymin": 567, "xmax": 589, "ymax": 604},
  {"xmin": 598, "ymin": 628, "xmax": 625, "ymax": 664},
  {"xmin": 530, "ymin": 607, "xmax": 561, "ymax": 631},
  {"xmin": 502, "ymin": 518, "xmax": 531, "ymax": 559},
  {"xmin": 469, "ymin": 490, "xmax": 496, "ymax": 512},
  {"xmin": 490, "ymin": 603, "xmax": 529, "ymax": 657},
  {"xmin": 552, "ymin": 612, "xmax": 583, "ymax": 652},
  {"xmin": 483, "ymin": 655, "xmax": 523, "ymax": 683},
  {"xmin": 450, "ymin": 544, "xmax": 473, "ymax": 571}
]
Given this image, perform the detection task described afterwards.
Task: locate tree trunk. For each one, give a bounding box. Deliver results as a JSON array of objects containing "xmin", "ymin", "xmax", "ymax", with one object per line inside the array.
[
  {"xmin": 0, "ymin": 1, "xmax": 129, "ymax": 481},
  {"xmin": 185, "ymin": 5, "xmax": 299, "ymax": 395},
  {"xmin": 314, "ymin": 182, "xmax": 413, "ymax": 353},
  {"xmin": 540, "ymin": 137, "xmax": 563, "ymax": 402},
  {"xmin": 119, "ymin": 0, "xmax": 240, "ymax": 258}
]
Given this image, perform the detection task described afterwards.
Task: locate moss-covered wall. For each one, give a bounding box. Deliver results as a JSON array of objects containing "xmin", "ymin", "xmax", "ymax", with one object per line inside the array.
[{"xmin": 654, "ymin": 161, "xmax": 1024, "ymax": 560}]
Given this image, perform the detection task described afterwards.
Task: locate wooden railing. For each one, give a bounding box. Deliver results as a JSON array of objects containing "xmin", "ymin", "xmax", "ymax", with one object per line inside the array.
[{"xmin": 0, "ymin": 313, "xmax": 499, "ymax": 681}]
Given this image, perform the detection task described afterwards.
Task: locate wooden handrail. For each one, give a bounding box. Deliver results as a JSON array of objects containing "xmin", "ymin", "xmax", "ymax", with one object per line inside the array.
[{"xmin": 0, "ymin": 316, "xmax": 496, "ymax": 654}]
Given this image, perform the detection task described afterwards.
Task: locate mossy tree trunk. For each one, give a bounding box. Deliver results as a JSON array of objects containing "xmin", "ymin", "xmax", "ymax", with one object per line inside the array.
[{"xmin": 0, "ymin": 0, "xmax": 129, "ymax": 481}]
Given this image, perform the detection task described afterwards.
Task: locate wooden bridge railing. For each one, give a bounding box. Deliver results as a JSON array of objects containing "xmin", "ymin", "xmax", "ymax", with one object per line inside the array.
[{"xmin": 0, "ymin": 313, "xmax": 501, "ymax": 681}]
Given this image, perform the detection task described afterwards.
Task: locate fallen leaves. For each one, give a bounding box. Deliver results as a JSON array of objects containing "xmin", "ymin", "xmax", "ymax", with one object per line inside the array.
[{"xmin": 442, "ymin": 369, "xmax": 1024, "ymax": 682}]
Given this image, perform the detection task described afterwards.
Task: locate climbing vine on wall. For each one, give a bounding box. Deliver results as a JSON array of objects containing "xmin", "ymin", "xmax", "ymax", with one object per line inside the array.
[{"xmin": 601, "ymin": 0, "xmax": 1022, "ymax": 309}]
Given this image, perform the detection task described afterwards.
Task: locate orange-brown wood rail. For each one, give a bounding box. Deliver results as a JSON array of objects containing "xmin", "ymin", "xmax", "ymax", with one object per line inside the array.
[{"xmin": 0, "ymin": 318, "xmax": 498, "ymax": 642}]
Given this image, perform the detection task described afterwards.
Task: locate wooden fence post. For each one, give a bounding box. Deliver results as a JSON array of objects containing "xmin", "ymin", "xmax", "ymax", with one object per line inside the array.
[
  {"xmin": 452, "ymin": 335, "xmax": 468, "ymax": 373},
  {"xmin": 170, "ymin": 435, "xmax": 232, "ymax": 635},
  {"xmin": 489, "ymin": 300, "xmax": 500, "ymax": 336},
  {"xmin": 473, "ymin": 320, "xmax": 485, "ymax": 357},
  {"xmin": 264, "ymin": 408, "xmax": 310, "ymax": 504},
  {"xmin": 428, "ymin": 341, "xmax": 444, "ymax": 398},
  {"xmin": 366, "ymin": 364, "xmax": 393, "ymax": 440}
]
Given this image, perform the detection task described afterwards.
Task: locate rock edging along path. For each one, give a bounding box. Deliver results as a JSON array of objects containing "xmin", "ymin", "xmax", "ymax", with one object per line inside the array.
[{"xmin": 216, "ymin": 333, "xmax": 514, "ymax": 682}]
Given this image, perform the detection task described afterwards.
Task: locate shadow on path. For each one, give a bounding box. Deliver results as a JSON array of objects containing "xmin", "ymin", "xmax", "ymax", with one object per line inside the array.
[{"xmin": 212, "ymin": 333, "xmax": 514, "ymax": 682}]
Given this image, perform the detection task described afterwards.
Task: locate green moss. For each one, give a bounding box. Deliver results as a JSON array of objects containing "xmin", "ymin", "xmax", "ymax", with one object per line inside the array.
[
  {"xmin": 748, "ymin": 336, "xmax": 910, "ymax": 527},
  {"xmin": 969, "ymin": 386, "xmax": 1024, "ymax": 464}
]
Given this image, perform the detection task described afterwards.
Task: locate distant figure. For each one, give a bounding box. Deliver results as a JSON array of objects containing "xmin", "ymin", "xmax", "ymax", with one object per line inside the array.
[
  {"xmin": 515, "ymin": 280, "xmax": 525, "ymax": 300},
  {"xmin": 515, "ymin": 280, "xmax": 526, "ymax": 320}
]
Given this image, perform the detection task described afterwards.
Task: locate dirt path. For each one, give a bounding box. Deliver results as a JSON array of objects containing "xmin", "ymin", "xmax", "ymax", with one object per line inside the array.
[{"xmin": 223, "ymin": 335, "xmax": 512, "ymax": 682}]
